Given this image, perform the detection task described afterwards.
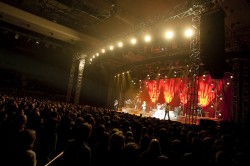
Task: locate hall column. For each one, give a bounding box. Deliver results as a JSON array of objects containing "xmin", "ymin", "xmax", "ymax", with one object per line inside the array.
[
  {"xmin": 66, "ymin": 54, "xmax": 77, "ymax": 103},
  {"xmin": 74, "ymin": 54, "xmax": 87, "ymax": 105}
]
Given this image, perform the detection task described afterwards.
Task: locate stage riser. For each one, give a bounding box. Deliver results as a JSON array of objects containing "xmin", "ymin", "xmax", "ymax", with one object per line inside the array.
[{"xmin": 119, "ymin": 107, "xmax": 221, "ymax": 125}]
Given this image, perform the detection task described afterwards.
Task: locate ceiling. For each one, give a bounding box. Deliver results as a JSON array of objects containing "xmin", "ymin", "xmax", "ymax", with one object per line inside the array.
[{"xmin": 0, "ymin": 0, "xmax": 250, "ymax": 78}]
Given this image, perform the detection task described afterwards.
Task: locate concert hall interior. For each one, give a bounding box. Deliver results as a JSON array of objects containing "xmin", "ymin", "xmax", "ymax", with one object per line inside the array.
[
  {"xmin": 0, "ymin": 1, "xmax": 249, "ymax": 166},
  {"xmin": 0, "ymin": 0, "xmax": 249, "ymax": 125}
]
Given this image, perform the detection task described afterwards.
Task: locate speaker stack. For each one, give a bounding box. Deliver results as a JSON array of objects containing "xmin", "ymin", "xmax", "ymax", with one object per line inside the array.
[{"xmin": 200, "ymin": 9, "xmax": 225, "ymax": 79}]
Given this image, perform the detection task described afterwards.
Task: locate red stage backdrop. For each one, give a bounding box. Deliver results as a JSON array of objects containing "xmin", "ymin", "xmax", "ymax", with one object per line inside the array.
[{"xmin": 140, "ymin": 74, "xmax": 232, "ymax": 120}]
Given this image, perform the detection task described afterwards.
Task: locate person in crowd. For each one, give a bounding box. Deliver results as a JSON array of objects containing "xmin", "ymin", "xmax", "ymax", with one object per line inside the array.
[
  {"xmin": 62, "ymin": 122, "xmax": 92, "ymax": 166},
  {"xmin": 7, "ymin": 129, "xmax": 37, "ymax": 166},
  {"xmin": 138, "ymin": 138, "xmax": 167, "ymax": 166},
  {"xmin": 122, "ymin": 142, "xmax": 140, "ymax": 166},
  {"xmin": 108, "ymin": 130, "xmax": 125, "ymax": 166}
]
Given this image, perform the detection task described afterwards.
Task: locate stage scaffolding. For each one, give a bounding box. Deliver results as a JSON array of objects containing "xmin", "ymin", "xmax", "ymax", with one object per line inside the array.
[
  {"xmin": 66, "ymin": 52, "xmax": 87, "ymax": 105},
  {"xmin": 184, "ymin": 1, "xmax": 203, "ymax": 125}
]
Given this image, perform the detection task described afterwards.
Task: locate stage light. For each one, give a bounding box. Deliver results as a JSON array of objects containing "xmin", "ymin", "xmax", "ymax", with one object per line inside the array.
[
  {"xmin": 184, "ymin": 28, "xmax": 193, "ymax": 37},
  {"xmin": 130, "ymin": 38, "xmax": 137, "ymax": 44},
  {"xmin": 101, "ymin": 49, "xmax": 105, "ymax": 53},
  {"xmin": 109, "ymin": 45, "xmax": 114, "ymax": 50},
  {"xmin": 144, "ymin": 35, "xmax": 151, "ymax": 42},
  {"xmin": 165, "ymin": 31, "xmax": 174, "ymax": 39},
  {"xmin": 118, "ymin": 41, "xmax": 123, "ymax": 47},
  {"xmin": 96, "ymin": 53, "xmax": 99, "ymax": 56}
]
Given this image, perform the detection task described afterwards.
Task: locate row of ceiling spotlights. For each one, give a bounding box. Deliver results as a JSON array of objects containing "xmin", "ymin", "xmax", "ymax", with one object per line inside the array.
[
  {"xmin": 88, "ymin": 28, "xmax": 194, "ymax": 63},
  {"xmin": 114, "ymin": 72, "xmax": 233, "ymax": 84}
]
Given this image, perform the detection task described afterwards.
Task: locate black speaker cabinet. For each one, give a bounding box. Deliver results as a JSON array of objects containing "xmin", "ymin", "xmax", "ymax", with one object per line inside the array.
[{"xmin": 200, "ymin": 9, "xmax": 225, "ymax": 79}]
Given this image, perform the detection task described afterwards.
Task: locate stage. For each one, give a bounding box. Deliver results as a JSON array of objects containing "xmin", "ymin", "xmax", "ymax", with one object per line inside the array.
[{"xmin": 118, "ymin": 107, "xmax": 222, "ymax": 125}]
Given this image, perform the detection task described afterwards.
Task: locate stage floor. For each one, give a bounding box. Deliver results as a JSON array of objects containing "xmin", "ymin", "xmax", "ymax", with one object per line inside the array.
[{"xmin": 119, "ymin": 107, "xmax": 221, "ymax": 125}]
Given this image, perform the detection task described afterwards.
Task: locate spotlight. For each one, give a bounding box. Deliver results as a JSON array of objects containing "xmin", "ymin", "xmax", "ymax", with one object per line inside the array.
[
  {"xmin": 165, "ymin": 31, "xmax": 174, "ymax": 39},
  {"xmin": 118, "ymin": 42, "xmax": 123, "ymax": 47},
  {"xmin": 130, "ymin": 38, "xmax": 137, "ymax": 44},
  {"xmin": 144, "ymin": 35, "xmax": 151, "ymax": 42},
  {"xmin": 185, "ymin": 28, "xmax": 193, "ymax": 37},
  {"xmin": 109, "ymin": 45, "xmax": 114, "ymax": 50}
]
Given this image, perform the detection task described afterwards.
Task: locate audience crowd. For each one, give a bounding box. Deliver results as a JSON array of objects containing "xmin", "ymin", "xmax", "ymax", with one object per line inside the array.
[{"xmin": 0, "ymin": 90, "xmax": 249, "ymax": 166}]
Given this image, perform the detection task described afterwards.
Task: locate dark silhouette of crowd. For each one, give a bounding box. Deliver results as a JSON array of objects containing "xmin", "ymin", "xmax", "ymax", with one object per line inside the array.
[{"xmin": 0, "ymin": 91, "xmax": 249, "ymax": 166}]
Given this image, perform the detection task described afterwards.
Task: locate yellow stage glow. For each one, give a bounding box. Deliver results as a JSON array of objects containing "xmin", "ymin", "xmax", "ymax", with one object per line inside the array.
[
  {"xmin": 109, "ymin": 45, "xmax": 114, "ymax": 50},
  {"xmin": 185, "ymin": 28, "xmax": 193, "ymax": 37},
  {"xmin": 130, "ymin": 38, "xmax": 137, "ymax": 44},
  {"xmin": 144, "ymin": 35, "xmax": 151, "ymax": 42},
  {"xmin": 101, "ymin": 49, "xmax": 105, "ymax": 53},
  {"xmin": 118, "ymin": 42, "xmax": 123, "ymax": 47},
  {"xmin": 165, "ymin": 31, "xmax": 174, "ymax": 39}
]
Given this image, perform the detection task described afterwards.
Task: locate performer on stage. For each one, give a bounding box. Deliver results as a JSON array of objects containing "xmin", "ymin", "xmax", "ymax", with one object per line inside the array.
[
  {"xmin": 197, "ymin": 103, "xmax": 203, "ymax": 117},
  {"xmin": 134, "ymin": 98, "xmax": 141, "ymax": 109},
  {"xmin": 156, "ymin": 103, "xmax": 162, "ymax": 111},
  {"xmin": 142, "ymin": 101, "xmax": 147, "ymax": 116},
  {"xmin": 163, "ymin": 102, "xmax": 171, "ymax": 120},
  {"xmin": 114, "ymin": 99, "xmax": 118, "ymax": 111},
  {"xmin": 125, "ymin": 99, "xmax": 132, "ymax": 108}
]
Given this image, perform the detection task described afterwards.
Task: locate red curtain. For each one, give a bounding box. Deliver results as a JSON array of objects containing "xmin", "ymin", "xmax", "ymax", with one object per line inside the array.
[{"xmin": 142, "ymin": 74, "xmax": 232, "ymax": 120}]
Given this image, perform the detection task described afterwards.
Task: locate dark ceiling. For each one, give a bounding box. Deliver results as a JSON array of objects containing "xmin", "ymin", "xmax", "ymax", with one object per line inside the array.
[{"xmin": 0, "ymin": 0, "xmax": 250, "ymax": 78}]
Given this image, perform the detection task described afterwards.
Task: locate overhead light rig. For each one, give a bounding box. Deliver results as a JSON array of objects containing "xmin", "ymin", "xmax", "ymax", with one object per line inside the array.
[{"xmin": 68, "ymin": 0, "xmax": 226, "ymax": 106}]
